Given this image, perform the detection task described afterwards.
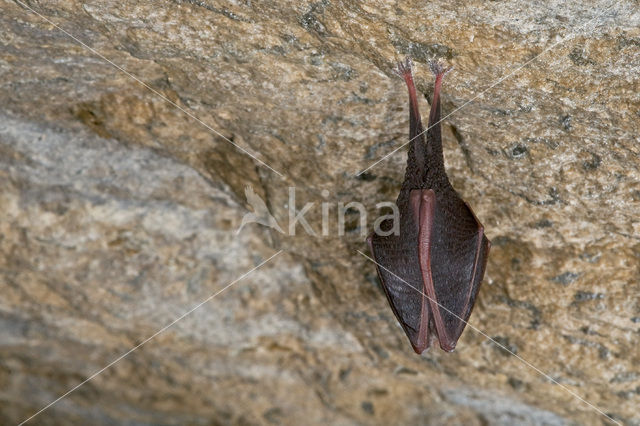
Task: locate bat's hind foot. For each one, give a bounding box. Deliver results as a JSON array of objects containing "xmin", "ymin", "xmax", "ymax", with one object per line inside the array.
[
  {"xmin": 429, "ymin": 60, "xmax": 453, "ymax": 78},
  {"xmin": 394, "ymin": 57, "xmax": 413, "ymax": 78}
]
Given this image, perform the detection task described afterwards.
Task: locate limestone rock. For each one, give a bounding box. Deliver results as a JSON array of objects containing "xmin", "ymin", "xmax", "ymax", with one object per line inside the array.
[{"xmin": 1, "ymin": 0, "xmax": 639, "ymax": 425}]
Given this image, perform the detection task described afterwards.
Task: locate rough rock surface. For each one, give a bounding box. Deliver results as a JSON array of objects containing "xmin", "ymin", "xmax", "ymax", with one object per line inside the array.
[{"xmin": 1, "ymin": 0, "xmax": 639, "ymax": 425}]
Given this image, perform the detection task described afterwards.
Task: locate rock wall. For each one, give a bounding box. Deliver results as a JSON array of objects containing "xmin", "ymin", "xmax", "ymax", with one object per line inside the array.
[{"xmin": 1, "ymin": 0, "xmax": 639, "ymax": 425}]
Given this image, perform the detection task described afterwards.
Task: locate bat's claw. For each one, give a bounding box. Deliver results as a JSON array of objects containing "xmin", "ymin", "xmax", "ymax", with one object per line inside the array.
[
  {"xmin": 429, "ymin": 60, "xmax": 453, "ymax": 78},
  {"xmin": 394, "ymin": 57, "xmax": 413, "ymax": 78}
]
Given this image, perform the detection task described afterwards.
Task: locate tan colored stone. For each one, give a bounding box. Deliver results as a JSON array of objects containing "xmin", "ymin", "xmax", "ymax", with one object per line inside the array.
[{"xmin": 1, "ymin": 0, "xmax": 639, "ymax": 424}]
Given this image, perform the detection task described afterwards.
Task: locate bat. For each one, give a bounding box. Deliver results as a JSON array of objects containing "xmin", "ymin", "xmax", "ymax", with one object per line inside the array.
[{"xmin": 367, "ymin": 58, "xmax": 490, "ymax": 353}]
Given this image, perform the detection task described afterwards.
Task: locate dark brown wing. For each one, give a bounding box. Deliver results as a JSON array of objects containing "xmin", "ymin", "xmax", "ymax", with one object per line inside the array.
[
  {"xmin": 423, "ymin": 194, "xmax": 490, "ymax": 351},
  {"xmin": 367, "ymin": 205, "xmax": 430, "ymax": 354}
]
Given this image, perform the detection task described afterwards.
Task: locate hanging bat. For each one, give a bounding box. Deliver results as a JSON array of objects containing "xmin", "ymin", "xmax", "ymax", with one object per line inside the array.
[{"xmin": 367, "ymin": 58, "xmax": 490, "ymax": 353}]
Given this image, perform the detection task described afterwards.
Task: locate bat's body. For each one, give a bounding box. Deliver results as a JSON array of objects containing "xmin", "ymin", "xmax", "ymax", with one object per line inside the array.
[{"xmin": 367, "ymin": 59, "xmax": 490, "ymax": 353}]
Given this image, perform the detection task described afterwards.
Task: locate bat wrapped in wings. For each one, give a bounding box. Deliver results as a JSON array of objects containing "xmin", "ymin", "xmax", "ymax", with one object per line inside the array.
[{"xmin": 367, "ymin": 59, "xmax": 490, "ymax": 353}]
